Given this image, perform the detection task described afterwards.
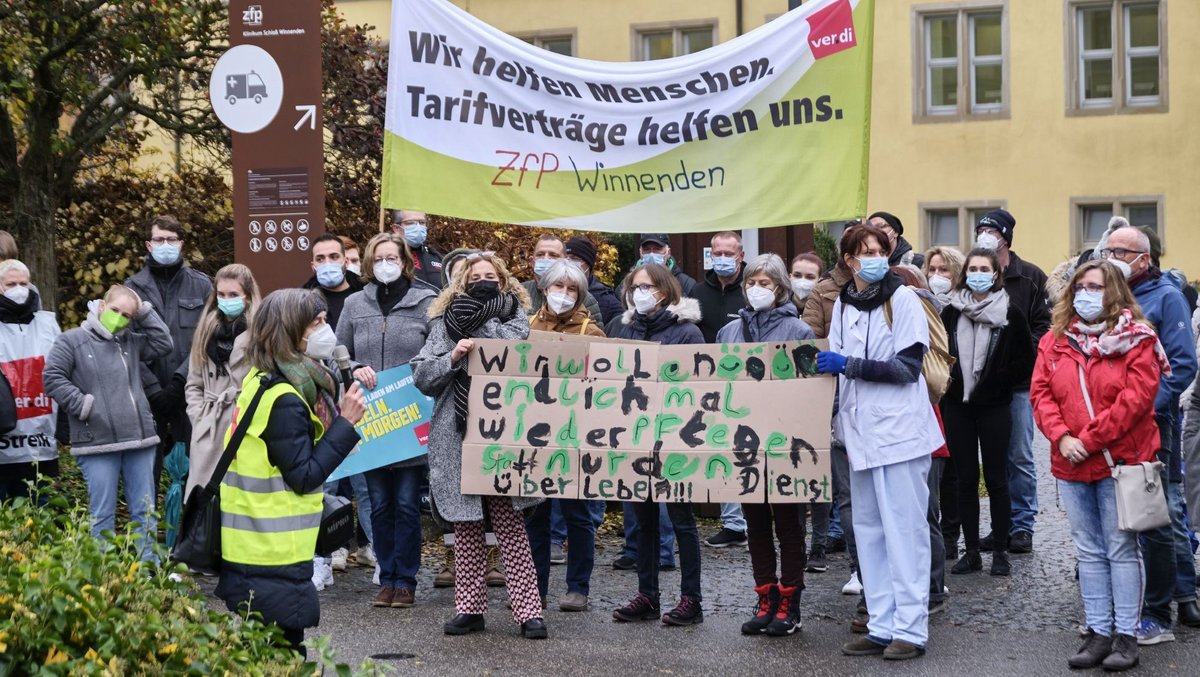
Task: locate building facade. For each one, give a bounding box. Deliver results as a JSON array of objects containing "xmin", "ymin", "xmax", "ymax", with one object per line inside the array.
[{"xmin": 343, "ymin": 0, "xmax": 1196, "ymax": 274}]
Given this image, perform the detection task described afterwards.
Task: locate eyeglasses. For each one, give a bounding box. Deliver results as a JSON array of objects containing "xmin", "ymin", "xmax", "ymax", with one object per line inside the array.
[
  {"xmin": 631, "ymin": 284, "xmax": 659, "ymax": 293},
  {"xmin": 150, "ymin": 237, "xmax": 181, "ymax": 245},
  {"xmin": 400, "ymin": 220, "xmax": 427, "ymax": 227},
  {"xmin": 1073, "ymin": 283, "xmax": 1106, "ymax": 293},
  {"xmin": 464, "ymin": 251, "xmax": 496, "ymax": 261},
  {"xmin": 1098, "ymin": 247, "xmax": 1146, "ymax": 260},
  {"xmin": 373, "ymin": 256, "xmax": 402, "ymax": 265}
]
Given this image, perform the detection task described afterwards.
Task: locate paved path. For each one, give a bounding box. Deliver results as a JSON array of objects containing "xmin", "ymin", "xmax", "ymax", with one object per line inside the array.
[{"xmin": 203, "ymin": 433, "xmax": 1200, "ymax": 674}]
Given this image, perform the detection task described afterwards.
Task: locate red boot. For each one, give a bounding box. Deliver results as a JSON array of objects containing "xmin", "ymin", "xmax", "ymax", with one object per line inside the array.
[
  {"xmin": 741, "ymin": 583, "xmax": 779, "ymax": 635},
  {"xmin": 765, "ymin": 585, "xmax": 801, "ymax": 636}
]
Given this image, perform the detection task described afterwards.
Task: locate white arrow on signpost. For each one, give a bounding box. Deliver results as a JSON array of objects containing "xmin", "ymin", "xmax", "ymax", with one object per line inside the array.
[{"xmin": 294, "ymin": 104, "xmax": 316, "ymax": 130}]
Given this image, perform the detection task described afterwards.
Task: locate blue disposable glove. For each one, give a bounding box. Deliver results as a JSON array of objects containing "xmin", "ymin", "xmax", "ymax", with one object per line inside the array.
[{"xmin": 816, "ymin": 351, "xmax": 848, "ymax": 375}]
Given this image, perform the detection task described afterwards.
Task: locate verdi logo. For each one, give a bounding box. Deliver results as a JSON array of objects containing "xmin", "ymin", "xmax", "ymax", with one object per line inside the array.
[{"xmin": 806, "ymin": 0, "xmax": 857, "ymax": 59}]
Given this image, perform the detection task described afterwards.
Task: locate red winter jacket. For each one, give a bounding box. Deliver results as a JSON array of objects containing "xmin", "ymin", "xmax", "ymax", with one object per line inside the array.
[{"xmin": 1030, "ymin": 331, "xmax": 1162, "ymax": 483}]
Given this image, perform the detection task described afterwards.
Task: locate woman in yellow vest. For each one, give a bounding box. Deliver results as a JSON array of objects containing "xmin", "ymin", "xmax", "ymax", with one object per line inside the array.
[{"xmin": 214, "ymin": 289, "xmax": 366, "ymax": 657}]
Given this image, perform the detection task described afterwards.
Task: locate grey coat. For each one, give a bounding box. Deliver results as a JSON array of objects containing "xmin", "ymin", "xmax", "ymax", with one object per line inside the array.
[
  {"xmin": 410, "ymin": 309, "xmax": 542, "ymax": 523},
  {"xmin": 43, "ymin": 301, "xmax": 173, "ymax": 455},
  {"xmin": 715, "ymin": 302, "xmax": 816, "ymax": 343},
  {"xmin": 183, "ymin": 332, "xmax": 250, "ymax": 500},
  {"xmin": 335, "ymin": 282, "xmax": 437, "ymax": 469}
]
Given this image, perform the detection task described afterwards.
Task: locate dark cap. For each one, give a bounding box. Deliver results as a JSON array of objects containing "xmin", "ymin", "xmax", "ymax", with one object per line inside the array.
[
  {"xmin": 976, "ymin": 209, "xmax": 1016, "ymax": 246},
  {"xmin": 639, "ymin": 233, "xmax": 670, "ymax": 248},
  {"xmin": 564, "ymin": 236, "xmax": 597, "ymax": 270},
  {"xmin": 867, "ymin": 211, "xmax": 903, "ymax": 236}
]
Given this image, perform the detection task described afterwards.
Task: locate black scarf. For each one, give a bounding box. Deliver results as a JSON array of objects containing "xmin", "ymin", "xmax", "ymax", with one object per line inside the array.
[
  {"xmin": 376, "ymin": 277, "xmax": 412, "ymax": 316},
  {"xmin": 0, "ymin": 291, "xmax": 37, "ymax": 325},
  {"xmin": 443, "ymin": 287, "xmax": 517, "ymax": 432},
  {"xmin": 205, "ymin": 315, "xmax": 246, "ymax": 376},
  {"xmin": 839, "ymin": 271, "xmax": 902, "ymax": 312},
  {"xmin": 629, "ymin": 307, "xmax": 679, "ymax": 341}
]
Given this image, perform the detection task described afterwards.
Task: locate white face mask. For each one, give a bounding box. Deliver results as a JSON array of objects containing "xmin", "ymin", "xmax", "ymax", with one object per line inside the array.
[
  {"xmin": 1108, "ymin": 257, "xmax": 1134, "ymax": 280},
  {"xmin": 374, "ymin": 260, "xmax": 403, "ymax": 284},
  {"xmin": 346, "ymin": 263, "xmax": 361, "ymax": 276},
  {"xmin": 304, "ymin": 324, "xmax": 337, "ymax": 360},
  {"xmin": 976, "ymin": 232, "xmax": 1001, "ymax": 251},
  {"xmin": 546, "ymin": 291, "xmax": 576, "ymax": 316},
  {"xmin": 3, "ymin": 285, "xmax": 30, "ymax": 305},
  {"xmin": 928, "ymin": 274, "xmax": 953, "ymax": 295},
  {"xmin": 745, "ymin": 286, "xmax": 776, "ymax": 311},
  {"xmin": 632, "ymin": 288, "xmax": 659, "ymax": 314},
  {"xmin": 790, "ymin": 278, "xmax": 816, "ymax": 300}
]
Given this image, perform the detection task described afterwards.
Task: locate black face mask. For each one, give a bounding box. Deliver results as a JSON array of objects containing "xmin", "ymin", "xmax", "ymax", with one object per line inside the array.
[{"xmin": 467, "ymin": 280, "xmax": 500, "ymax": 301}]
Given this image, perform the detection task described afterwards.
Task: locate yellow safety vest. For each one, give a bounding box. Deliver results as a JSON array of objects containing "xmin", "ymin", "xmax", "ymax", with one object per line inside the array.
[{"xmin": 220, "ymin": 369, "xmax": 325, "ymax": 566}]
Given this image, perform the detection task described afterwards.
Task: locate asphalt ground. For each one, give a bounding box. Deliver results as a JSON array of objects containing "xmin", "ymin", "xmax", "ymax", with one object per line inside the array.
[{"xmin": 201, "ymin": 433, "xmax": 1200, "ymax": 675}]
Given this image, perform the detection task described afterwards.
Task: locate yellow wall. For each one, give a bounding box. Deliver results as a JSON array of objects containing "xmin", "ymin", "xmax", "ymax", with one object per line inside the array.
[{"xmin": 343, "ymin": 0, "xmax": 1199, "ymax": 272}]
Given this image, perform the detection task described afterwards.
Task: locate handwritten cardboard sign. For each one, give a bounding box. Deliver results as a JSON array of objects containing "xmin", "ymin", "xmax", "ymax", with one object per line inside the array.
[
  {"xmin": 462, "ymin": 335, "xmax": 833, "ymax": 503},
  {"xmin": 328, "ymin": 364, "xmax": 433, "ymax": 481}
]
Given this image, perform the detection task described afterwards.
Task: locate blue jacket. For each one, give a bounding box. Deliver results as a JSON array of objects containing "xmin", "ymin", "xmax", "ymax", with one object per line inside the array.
[
  {"xmin": 1132, "ymin": 272, "xmax": 1198, "ymax": 415},
  {"xmin": 715, "ymin": 302, "xmax": 815, "ymax": 343}
]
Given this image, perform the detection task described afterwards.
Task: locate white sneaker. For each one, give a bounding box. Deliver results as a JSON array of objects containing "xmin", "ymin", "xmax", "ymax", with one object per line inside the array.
[
  {"xmin": 841, "ymin": 572, "xmax": 863, "ymax": 595},
  {"xmin": 331, "ymin": 547, "xmax": 349, "ymax": 572},
  {"xmin": 356, "ymin": 544, "xmax": 377, "ymax": 568},
  {"xmin": 311, "ymin": 557, "xmax": 334, "ymax": 591},
  {"xmin": 372, "ymin": 563, "xmax": 381, "ymax": 586}
]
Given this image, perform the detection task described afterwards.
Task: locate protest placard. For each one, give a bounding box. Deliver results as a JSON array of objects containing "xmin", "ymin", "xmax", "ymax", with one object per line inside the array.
[
  {"xmin": 461, "ymin": 336, "xmax": 833, "ymax": 503},
  {"xmin": 382, "ymin": 0, "xmax": 874, "ymax": 232},
  {"xmin": 328, "ymin": 364, "xmax": 433, "ymax": 481}
]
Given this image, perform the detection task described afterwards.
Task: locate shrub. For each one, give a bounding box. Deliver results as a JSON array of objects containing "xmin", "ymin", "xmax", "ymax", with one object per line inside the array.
[{"xmin": 0, "ymin": 493, "xmax": 381, "ymax": 676}]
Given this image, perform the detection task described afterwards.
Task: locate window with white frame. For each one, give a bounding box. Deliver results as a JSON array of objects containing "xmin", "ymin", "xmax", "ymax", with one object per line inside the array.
[
  {"xmin": 519, "ymin": 33, "xmax": 575, "ymax": 57},
  {"xmin": 637, "ymin": 25, "xmax": 715, "ymax": 60},
  {"xmin": 1069, "ymin": 1, "xmax": 1164, "ymax": 111},
  {"xmin": 920, "ymin": 202, "xmax": 1008, "ymax": 250},
  {"xmin": 916, "ymin": 8, "xmax": 1006, "ymax": 119},
  {"xmin": 1073, "ymin": 197, "xmax": 1163, "ymax": 250}
]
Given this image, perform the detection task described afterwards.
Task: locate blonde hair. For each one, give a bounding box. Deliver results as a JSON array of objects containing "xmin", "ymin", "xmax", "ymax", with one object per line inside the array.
[
  {"xmin": 1051, "ymin": 260, "xmax": 1149, "ymax": 337},
  {"xmin": 922, "ymin": 246, "xmax": 966, "ymax": 281},
  {"xmin": 360, "ymin": 232, "xmax": 414, "ymax": 284},
  {"xmin": 428, "ymin": 253, "xmax": 530, "ymax": 318},
  {"xmin": 0, "ymin": 230, "xmax": 16, "ymax": 261},
  {"xmin": 245, "ymin": 289, "xmax": 325, "ymax": 373},
  {"xmin": 190, "ymin": 264, "xmax": 261, "ymax": 368},
  {"xmin": 103, "ymin": 284, "xmax": 140, "ymax": 306}
]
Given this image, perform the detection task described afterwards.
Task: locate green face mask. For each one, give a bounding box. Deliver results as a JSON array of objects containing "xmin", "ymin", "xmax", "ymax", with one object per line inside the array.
[{"xmin": 100, "ymin": 308, "xmax": 130, "ymax": 334}]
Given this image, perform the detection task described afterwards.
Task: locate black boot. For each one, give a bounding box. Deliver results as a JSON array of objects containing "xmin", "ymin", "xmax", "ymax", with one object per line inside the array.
[
  {"xmin": 443, "ymin": 613, "xmax": 485, "ymax": 635},
  {"xmin": 1100, "ymin": 633, "xmax": 1139, "ymax": 672},
  {"xmin": 1067, "ymin": 629, "xmax": 1111, "ymax": 669},
  {"xmin": 520, "ymin": 618, "xmax": 548, "ymax": 639},
  {"xmin": 741, "ymin": 583, "xmax": 778, "ymax": 635},
  {"xmin": 990, "ymin": 550, "xmax": 1011, "ymax": 577},
  {"xmin": 764, "ymin": 585, "xmax": 802, "ymax": 636},
  {"xmin": 1177, "ymin": 600, "xmax": 1200, "ymax": 628},
  {"xmin": 951, "ymin": 550, "xmax": 982, "ymax": 574}
]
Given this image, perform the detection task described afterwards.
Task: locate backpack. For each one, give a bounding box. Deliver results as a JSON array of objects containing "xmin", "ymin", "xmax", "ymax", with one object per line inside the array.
[{"xmin": 884, "ymin": 294, "xmax": 956, "ymax": 404}]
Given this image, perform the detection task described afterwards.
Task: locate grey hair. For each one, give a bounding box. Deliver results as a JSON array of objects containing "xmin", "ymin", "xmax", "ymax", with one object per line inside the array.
[
  {"xmin": 245, "ymin": 288, "xmax": 325, "ymax": 373},
  {"xmin": 0, "ymin": 259, "xmax": 30, "ymax": 278},
  {"xmin": 537, "ymin": 259, "xmax": 588, "ymax": 295},
  {"xmin": 1111, "ymin": 225, "xmax": 1151, "ymax": 254},
  {"xmin": 742, "ymin": 253, "xmax": 792, "ymax": 306}
]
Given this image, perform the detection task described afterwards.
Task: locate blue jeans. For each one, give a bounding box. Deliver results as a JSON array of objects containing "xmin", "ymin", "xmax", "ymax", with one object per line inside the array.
[
  {"xmin": 327, "ymin": 473, "xmax": 374, "ymax": 546},
  {"xmin": 1006, "ymin": 390, "xmax": 1038, "ymax": 535},
  {"xmin": 364, "ymin": 465, "xmax": 424, "ymax": 589},
  {"xmin": 1060, "ymin": 478, "xmax": 1143, "ymax": 637},
  {"xmin": 527, "ymin": 499, "xmax": 596, "ymax": 597},
  {"xmin": 828, "ymin": 501, "xmax": 844, "ymax": 540},
  {"xmin": 634, "ymin": 500, "xmax": 701, "ymax": 602},
  {"xmin": 550, "ymin": 498, "xmax": 604, "ymax": 545},
  {"xmin": 1168, "ymin": 481, "xmax": 1197, "ymax": 603},
  {"xmin": 719, "ymin": 502, "xmax": 746, "ymax": 532},
  {"xmin": 623, "ymin": 501, "xmax": 675, "ymax": 565},
  {"xmin": 1143, "ymin": 415, "xmax": 1180, "ymax": 624},
  {"xmin": 76, "ymin": 446, "xmax": 157, "ymax": 561}
]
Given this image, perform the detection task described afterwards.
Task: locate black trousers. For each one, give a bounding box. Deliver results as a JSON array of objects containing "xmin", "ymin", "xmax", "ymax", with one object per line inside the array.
[{"xmin": 942, "ymin": 401, "xmax": 1012, "ymax": 552}]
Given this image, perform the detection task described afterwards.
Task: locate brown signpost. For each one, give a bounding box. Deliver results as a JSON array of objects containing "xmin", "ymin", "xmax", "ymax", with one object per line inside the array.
[{"xmin": 213, "ymin": 1, "xmax": 325, "ymax": 291}]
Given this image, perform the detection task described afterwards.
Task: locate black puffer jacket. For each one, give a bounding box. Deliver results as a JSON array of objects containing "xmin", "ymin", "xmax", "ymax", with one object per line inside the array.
[
  {"xmin": 215, "ymin": 390, "xmax": 360, "ymax": 631},
  {"xmin": 941, "ymin": 304, "xmax": 1035, "ymax": 408}
]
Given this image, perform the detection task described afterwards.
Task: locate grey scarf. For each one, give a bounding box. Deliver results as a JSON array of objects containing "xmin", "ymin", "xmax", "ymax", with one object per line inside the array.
[{"xmin": 948, "ymin": 288, "xmax": 1009, "ymax": 402}]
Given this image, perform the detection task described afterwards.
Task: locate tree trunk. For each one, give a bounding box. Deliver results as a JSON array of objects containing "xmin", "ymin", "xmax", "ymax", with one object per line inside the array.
[{"xmin": 11, "ymin": 167, "xmax": 60, "ymax": 312}]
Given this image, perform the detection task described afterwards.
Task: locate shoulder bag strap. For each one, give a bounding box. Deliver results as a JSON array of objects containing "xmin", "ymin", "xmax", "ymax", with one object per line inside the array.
[
  {"xmin": 740, "ymin": 315, "xmax": 753, "ymax": 343},
  {"xmin": 204, "ymin": 372, "xmax": 281, "ymax": 493},
  {"xmin": 579, "ymin": 318, "xmax": 589, "ymax": 335},
  {"xmin": 1076, "ymin": 363, "xmax": 1117, "ymax": 470}
]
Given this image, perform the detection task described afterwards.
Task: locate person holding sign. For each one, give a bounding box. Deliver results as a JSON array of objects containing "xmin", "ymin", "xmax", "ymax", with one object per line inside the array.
[
  {"xmin": 816, "ymin": 226, "xmax": 944, "ymax": 661},
  {"xmin": 524, "ymin": 260, "xmax": 605, "ymax": 612},
  {"xmin": 215, "ymin": 289, "xmax": 366, "ymax": 658},
  {"xmin": 335, "ymin": 232, "xmax": 439, "ymax": 610},
  {"xmin": 939, "ymin": 249, "xmax": 1034, "ymax": 579},
  {"xmin": 609, "ymin": 263, "xmax": 706, "ymax": 627},
  {"xmin": 714, "ymin": 253, "xmax": 814, "ymax": 636},
  {"xmin": 411, "ymin": 252, "xmax": 549, "ymax": 639}
]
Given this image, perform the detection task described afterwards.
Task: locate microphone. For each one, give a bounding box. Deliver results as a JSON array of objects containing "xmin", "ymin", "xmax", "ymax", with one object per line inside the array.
[{"xmin": 332, "ymin": 345, "xmax": 354, "ymax": 389}]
